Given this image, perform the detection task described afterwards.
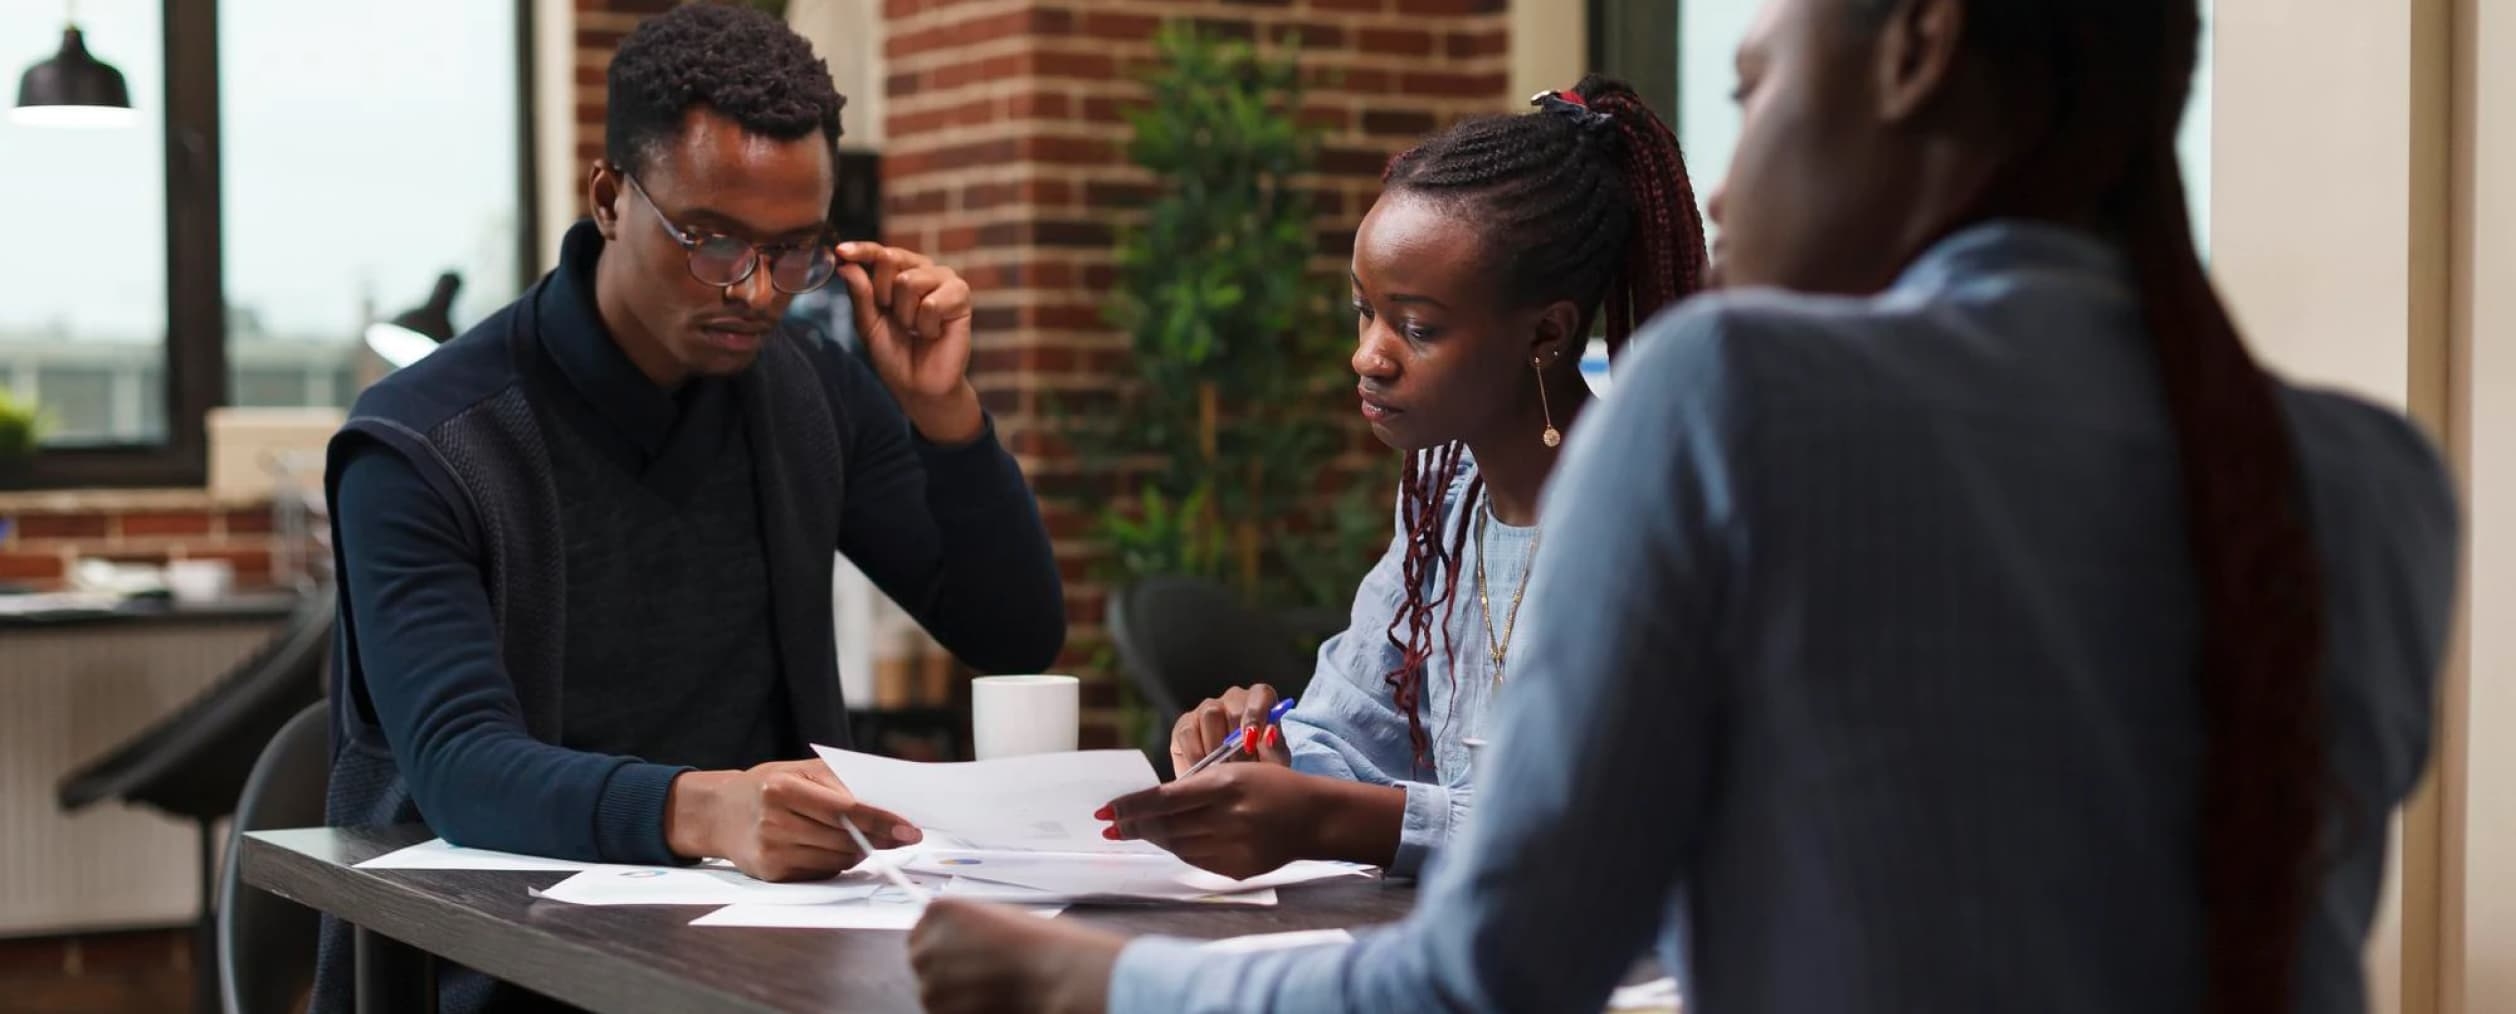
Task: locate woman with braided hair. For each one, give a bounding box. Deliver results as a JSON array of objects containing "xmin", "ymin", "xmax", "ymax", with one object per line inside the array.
[
  {"xmin": 1087, "ymin": 75, "xmax": 1708, "ymax": 882},
  {"xmin": 909, "ymin": 1, "xmax": 2459, "ymax": 1010}
]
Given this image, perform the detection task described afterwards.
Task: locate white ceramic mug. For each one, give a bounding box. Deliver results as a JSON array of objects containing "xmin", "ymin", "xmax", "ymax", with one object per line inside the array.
[
  {"xmin": 971, "ymin": 675, "xmax": 1080, "ymax": 760},
  {"xmin": 165, "ymin": 559, "xmax": 235, "ymax": 604}
]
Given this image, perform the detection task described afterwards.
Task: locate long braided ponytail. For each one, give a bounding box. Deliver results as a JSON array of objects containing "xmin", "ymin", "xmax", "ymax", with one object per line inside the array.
[{"xmin": 1846, "ymin": 2, "xmax": 2331, "ymax": 1008}]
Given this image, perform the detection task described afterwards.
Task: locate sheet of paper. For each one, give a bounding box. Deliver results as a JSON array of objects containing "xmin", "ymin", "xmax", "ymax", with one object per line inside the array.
[
  {"xmin": 0, "ymin": 591, "xmax": 123, "ymax": 616},
  {"xmin": 910, "ymin": 849, "xmax": 1367, "ymax": 900},
  {"xmin": 1197, "ymin": 928, "xmax": 1355, "ymax": 953},
  {"xmin": 1177, "ymin": 860, "xmax": 1375, "ymax": 894},
  {"xmin": 531, "ymin": 866, "xmax": 885, "ymax": 907},
  {"xmin": 691, "ymin": 871, "xmax": 1064, "ymax": 929},
  {"xmin": 933, "ymin": 876, "xmax": 1068, "ymax": 903},
  {"xmin": 691, "ymin": 899, "xmax": 1064, "ymax": 930},
  {"xmin": 813, "ymin": 745, "xmax": 1165, "ymax": 855},
  {"xmin": 357, "ymin": 839, "xmax": 607, "ymax": 873},
  {"xmin": 361, "ymin": 837, "xmax": 912, "ymax": 876},
  {"xmin": 937, "ymin": 875, "xmax": 1279, "ymax": 907},
  {"xmin": 1607, "ymin": 977, "xmax": 1682, "ymax": 1011}
]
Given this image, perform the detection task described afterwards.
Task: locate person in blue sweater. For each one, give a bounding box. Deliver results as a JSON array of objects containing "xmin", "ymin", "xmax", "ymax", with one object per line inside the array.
[
  {"xmin": 1092, "ymin": 77, "xmax": 1710, "ymax": 881},
  {"xmin": 906, "ymin": 1, "xmax": 2459, "ymax": 1012},
  {"xmin": 320, "ymin": 6, "xmax": 1062, "ymax": 1011}
]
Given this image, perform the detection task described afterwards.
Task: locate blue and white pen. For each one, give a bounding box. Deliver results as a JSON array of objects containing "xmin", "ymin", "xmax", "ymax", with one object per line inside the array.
[{"xmin": 1178, "ymin": 697, "xmax": 1296, "ymax": 779}]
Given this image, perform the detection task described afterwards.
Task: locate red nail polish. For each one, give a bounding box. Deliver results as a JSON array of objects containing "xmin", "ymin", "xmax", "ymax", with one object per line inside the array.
[
  {"xmin": 1264, "ymin": 726, "xmax": 1280, "ymax": 749},
  {"xmin": 1242, "ymin": 728, "xmax": 1258, "ymax": 755},
  {"xmin": 1102, "ymin": 825, "xmax": 1121, "ymax": 840},
  {"xmin": 1093, "ymin": 805, "xmax": 1113, "ymax": 821}
]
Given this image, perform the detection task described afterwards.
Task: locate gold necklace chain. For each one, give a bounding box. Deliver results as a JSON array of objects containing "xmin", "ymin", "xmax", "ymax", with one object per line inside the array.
[{"xmin": 1473, "ymin": 497, "xmax": 1542, "ymax": 689}]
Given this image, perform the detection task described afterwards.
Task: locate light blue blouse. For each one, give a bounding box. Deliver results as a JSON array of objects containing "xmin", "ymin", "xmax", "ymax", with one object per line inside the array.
[{"xmin": 1284, "ymin": 456, "xmax": 1537, "ymax": 878}]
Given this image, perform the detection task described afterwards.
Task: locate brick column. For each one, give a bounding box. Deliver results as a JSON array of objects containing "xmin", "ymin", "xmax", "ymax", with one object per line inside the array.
[
  {"xmin": 570, "ymin": 0, "xmax": 684, "ymax": 215},
  {"xmin": 881, "ymin": 0, "xmax": 1513, "ymax": 742},
  {"xmin": 1, "ymin": 494, "xmax": 280, "ymax": 591}
]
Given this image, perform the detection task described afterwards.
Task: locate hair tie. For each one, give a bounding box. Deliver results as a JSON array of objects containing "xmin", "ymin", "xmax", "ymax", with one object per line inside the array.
[{"xmin": 1530, "ymin": 89, "xmax": 1614, "ymax": 132}]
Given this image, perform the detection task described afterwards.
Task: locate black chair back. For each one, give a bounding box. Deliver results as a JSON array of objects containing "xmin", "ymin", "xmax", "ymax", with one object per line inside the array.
[
  {"xmin": 218, "ymin": 701, "xmax": 328, "ymax": 1014},
  {"xmin": 56, "ymin": 592, "xmax": 334, "ymax": 821},
  {"xmin": 1107, "ymin": 576, "xmax": 1322, "ymax": 765}
]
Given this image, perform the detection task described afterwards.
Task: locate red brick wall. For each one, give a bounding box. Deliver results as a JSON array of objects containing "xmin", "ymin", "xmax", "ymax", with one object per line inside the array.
[
  {"xmin": 572, "ymin": 0, "xmax": 686, "ymax": 213},
  {"xmin": 0, "ymin": 496, "xmax": 277, "ymax": 592},
  {"xmin": 880, "ymin": 0, "xmax": 1513, "ymax": 741}
]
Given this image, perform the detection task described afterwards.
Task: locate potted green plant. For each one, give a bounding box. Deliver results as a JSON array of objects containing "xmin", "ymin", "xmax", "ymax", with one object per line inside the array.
[
  {"xmin": 1070, "ymin": 25, "xmax": 1394, "ymax": 748},
  {"xmin": 0, "ymin": 391, "xmax": 43, "ymax": 488}
]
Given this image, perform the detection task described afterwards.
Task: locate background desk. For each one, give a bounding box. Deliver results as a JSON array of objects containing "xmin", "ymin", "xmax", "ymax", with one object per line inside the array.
[{"xmin": 0, "ymin": 594, "xmax": 296, "ymax": 937}]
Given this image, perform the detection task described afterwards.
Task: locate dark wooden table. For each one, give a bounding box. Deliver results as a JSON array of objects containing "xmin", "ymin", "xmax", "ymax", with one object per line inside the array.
[{"xmin": 242, "ymin": 825, "xmax": 1420, "ymax": 1014}]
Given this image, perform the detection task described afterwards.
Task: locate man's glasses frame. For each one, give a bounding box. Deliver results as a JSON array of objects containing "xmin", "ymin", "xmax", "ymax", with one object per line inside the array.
[{"xmin": 616, "ymin": 169, "xmax": 838, "ymax": 295}]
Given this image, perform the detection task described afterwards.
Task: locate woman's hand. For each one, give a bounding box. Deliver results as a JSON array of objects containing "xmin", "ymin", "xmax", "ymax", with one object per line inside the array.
[
  {"xmin": 1169, "ymin": 682, "xmax": 1294, "ymax": 774},
  {"xmin": 1101, "ymin": 764, "xmax": 1346, "ymax": 879}
]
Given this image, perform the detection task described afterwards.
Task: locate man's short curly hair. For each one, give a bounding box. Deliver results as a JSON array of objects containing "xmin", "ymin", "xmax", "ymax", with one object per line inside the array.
[{"xmin": 604, "ymin": 3, "xmax": 846, "ymax": 178}]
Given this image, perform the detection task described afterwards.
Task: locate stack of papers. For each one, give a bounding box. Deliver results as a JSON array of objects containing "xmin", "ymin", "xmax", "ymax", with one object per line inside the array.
[
  {"xmin": 529, "ymin": 866, "xmax": 885, "ymax": 907},
  {"xmin": 905, "ymin": 848, "xmax": 1368, "ymax": 904},
  {"xmin": 345, "ymin": 746, "xmax": 1379, "ymax": 930},
  {"xmin": 690, "ymin": 871, "xmax": 1065, "ymax": 930},
  {"xmin": 811, "ymin": 746, "xmax": 1370, "ymax": 905},
  {"xmin": 810, "ymin": 745, "xmax": 1168, "ymax": 855},
  {"xmin": 1198, "ymin": 928, "xmax": 1356, "ymax": 952},
  {"xmin": 0, "ymin": 590, "xmax": 125, "ymax": 617},
  {"xmin": 355, "ymin": 836, "xmax": 1366, "ymax": 929}
]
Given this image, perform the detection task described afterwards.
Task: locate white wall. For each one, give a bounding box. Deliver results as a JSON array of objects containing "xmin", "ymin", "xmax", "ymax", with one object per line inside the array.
[
  {"xmin": 534, "ymin": 0, "xmax": 576, "ymax": 272},
  {"xmin": 1511, "ymin": 0, "xmax": 1586, "ymax": 111},
  {"xmin": 2212, "ymin": 0, "xmax": 2428, "ymax": 412},
  {"xmin": 2214, "ymin": 3, "xmax": 2435, "ymax": 1009},
  {"xmin": 2210, "ymin": 3, "xmax": 2516, "ymax": 1014}
]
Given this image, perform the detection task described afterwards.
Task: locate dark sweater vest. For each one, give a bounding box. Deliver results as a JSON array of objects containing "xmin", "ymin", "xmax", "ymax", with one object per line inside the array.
[
  {"xmin": 313, "ymin": 270, "xmax": 857, "ymax": 1014},
  {"xmin": 542, "ymin": 385, "xmax": 792, "ymax": 772}
]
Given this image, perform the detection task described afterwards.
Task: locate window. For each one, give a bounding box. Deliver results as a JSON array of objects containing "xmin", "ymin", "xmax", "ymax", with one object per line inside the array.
[
  {"xmin": 34, "ymin": 368, "xmax": 117, "ymax": 440},
  {"xmin": 0, "ymin": 0, "xmax": 533, "ymax": 488},
  {"xmin": 0, "ymin": 0, "xmax": 169, "ymax": 450},
  {"xmin": 220, "ymin": 0, "xmax": 531, "ymax": 414}
]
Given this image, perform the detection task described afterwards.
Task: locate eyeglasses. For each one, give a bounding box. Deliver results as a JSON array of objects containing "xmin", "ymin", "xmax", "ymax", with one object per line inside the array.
[{"xmin": 619, "ymin": 172, "xmax": 837, "ymax": 294}]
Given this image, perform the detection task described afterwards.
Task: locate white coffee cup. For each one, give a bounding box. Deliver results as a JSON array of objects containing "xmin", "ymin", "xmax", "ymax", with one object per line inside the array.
[
  {"xmin": 165, "ymin": 559, "xmax": 235, "ymax": 604},
  {"xmin": 971, "ymin": 675, "xmax": 1080, "ymax": 760}
]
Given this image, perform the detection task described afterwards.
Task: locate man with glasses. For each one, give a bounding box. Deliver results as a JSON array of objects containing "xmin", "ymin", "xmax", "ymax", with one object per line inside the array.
[{"xmin": 316, "ymin": 7, "xmax": 1063, "ymax": 1011}]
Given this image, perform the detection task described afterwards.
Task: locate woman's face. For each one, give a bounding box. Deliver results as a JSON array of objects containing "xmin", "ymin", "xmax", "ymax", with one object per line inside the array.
[
  {"xmin": 1708, "ymin": 0, "xmax": 1941, "ymax": 295},
  {"xmin": 1348, "ymin": 191, "xmax": 1567, "ymax": 453}
]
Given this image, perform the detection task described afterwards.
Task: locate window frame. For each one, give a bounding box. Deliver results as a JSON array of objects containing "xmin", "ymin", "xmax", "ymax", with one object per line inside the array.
[{"xmin": 20, "ymin": 0, "xmax": 539, "ymax": 490}]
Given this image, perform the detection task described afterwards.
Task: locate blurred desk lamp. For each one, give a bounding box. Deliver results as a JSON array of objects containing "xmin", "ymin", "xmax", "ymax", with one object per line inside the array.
[
  {"xmin": 364, "ymin": 272, "xmax": 461, "ymax": 369},
  {"xmin": 12, "ymin": 4, "xmax": 134, "ymax": 129}
]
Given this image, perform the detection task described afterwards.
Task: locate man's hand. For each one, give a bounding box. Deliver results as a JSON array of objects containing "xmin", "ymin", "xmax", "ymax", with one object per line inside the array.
[
  {"xmin": 665, "ymin": 759, "xmax": 922, "ymax": 882},
  {"xmin": 911, "ymin": 898, "xmax": 1122, "ymax": 1014},
  {"xmin": 1169, "ymin": 682, "xmax": 1294, "ymax": 775},
  {"xmin": 835, "ymin": 242, "xmax": 984, "ymax": 444}
]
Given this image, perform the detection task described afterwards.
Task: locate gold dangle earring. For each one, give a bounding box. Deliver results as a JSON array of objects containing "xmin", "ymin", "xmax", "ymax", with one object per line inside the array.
[{"xmin": 1534, "ymin": 355, "xmax": 1561, "ymax": 448}]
